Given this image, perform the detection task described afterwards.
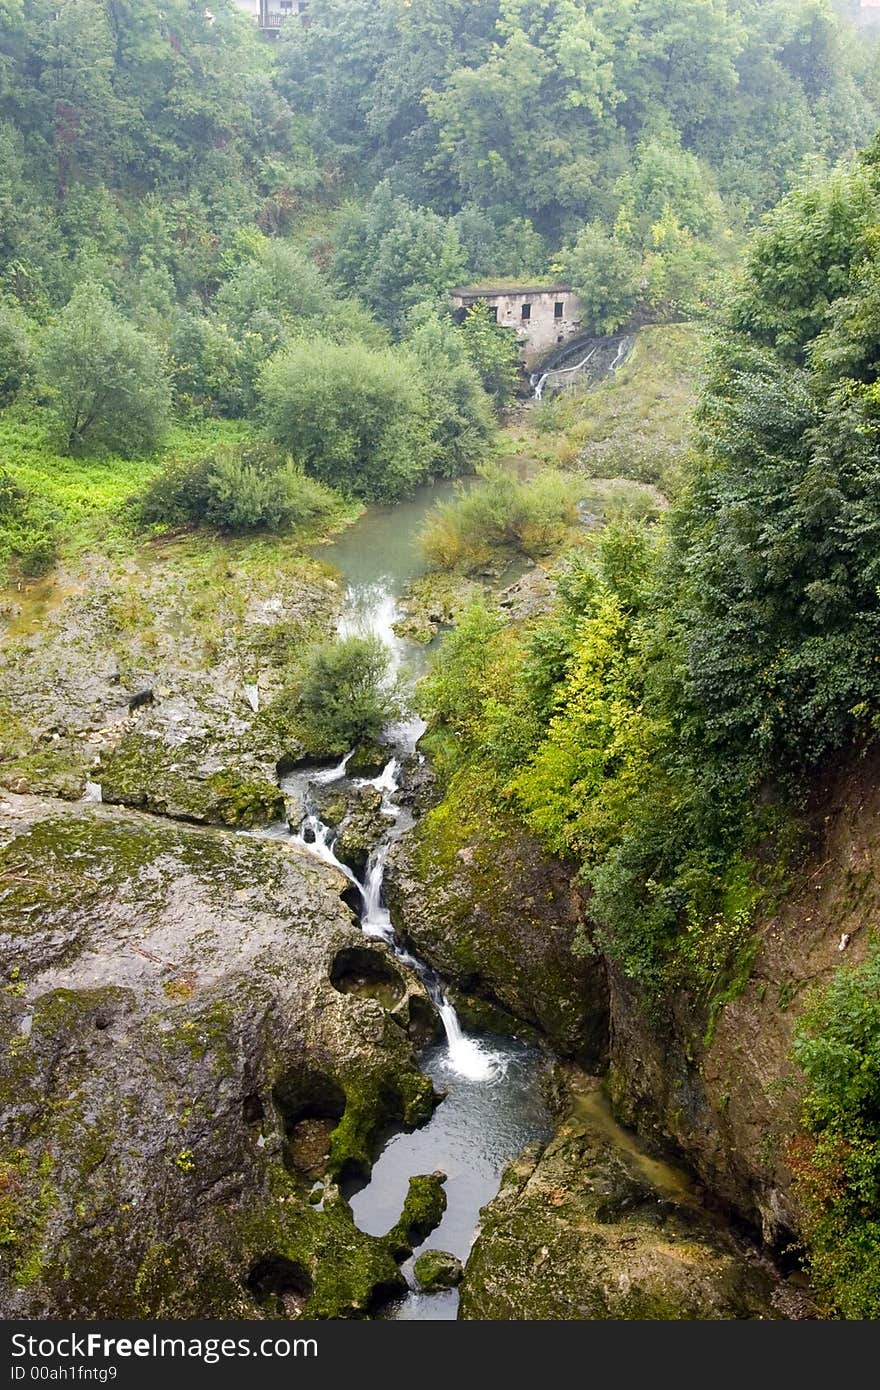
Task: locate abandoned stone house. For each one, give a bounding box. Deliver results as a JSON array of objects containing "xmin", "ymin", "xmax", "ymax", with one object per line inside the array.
[
  {"xmin": 233, "ymin": 0, "xmax": 308, "ymax": 31},
  {"xmin": 449, "ymin": 284, "xmax": 585, "ymax": 369}
]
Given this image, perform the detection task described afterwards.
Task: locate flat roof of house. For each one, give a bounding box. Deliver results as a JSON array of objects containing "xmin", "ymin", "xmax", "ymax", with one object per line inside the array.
[{"xmin": 450, "ymin": 282, "xmax": 571, "ymax": 298}]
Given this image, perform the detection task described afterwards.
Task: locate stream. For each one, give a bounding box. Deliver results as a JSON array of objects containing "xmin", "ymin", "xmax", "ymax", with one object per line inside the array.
[{"xmin": 280, "ymin": 478, "xmax": 553, "ymax": 1319}]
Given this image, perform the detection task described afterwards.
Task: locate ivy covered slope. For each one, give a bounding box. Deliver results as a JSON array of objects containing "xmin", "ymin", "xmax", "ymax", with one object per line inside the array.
[{"xmin": 409, "ymin": 145, "xmax": 880, "ymax": 1316}]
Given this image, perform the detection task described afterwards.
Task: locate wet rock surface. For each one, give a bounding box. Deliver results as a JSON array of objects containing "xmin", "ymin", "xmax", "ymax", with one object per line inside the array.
[
  {"xmin": 0, "ymin": 549, "xmax": 337, "ymax": 819},
  {"xmin": 385, "ymin": 813, "xmax": 607, "ymax": 1065},
  {"xmin": 459, "ymin": 1076, "xmax": 801, "ymax": 1321},
  {"xmin": 413, "ymin": 1249, "xmax": 463, "ymax": 1291},
  {"xmin": 313, "ymin": 785, "xmax": 392, "ymax": 877},
  {"xmin": 0, "ymin": 793, "xmax": 439, "ymax": 1318}
]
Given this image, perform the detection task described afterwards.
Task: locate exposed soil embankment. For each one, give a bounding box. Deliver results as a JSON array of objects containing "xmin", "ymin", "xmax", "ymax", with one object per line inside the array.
[{"xmin": 609, "ymin": 747, "xmax": 878, "ymax": 1245}]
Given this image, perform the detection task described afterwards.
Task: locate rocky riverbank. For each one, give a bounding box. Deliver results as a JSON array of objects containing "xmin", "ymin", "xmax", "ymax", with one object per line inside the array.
[
  {"xmin": 0, "ymin": 793, "xmax": 450, "ymax": 1318},
  {"xmin": 460, "ymin": 1072, "xmax": 813, "ymax": 1320}
]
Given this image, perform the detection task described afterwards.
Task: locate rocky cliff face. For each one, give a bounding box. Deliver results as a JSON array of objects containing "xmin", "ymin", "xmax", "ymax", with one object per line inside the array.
[
  {"xmin": 608, "ymin": 750, "xmax": 878, "ymax": 1247},
  {"xmin": 385, "ymin": 805, "xmax": 608, "ymax": 1065},
  {"xmin": 0, "ymin": 794, "xmax": 442, "ymax": 1318},
  {"xmin": 386, "ymin": 748, "xmax": 879, "ymax": 1273}
]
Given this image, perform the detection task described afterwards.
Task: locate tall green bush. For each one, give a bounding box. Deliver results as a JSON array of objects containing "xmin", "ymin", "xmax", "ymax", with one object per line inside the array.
[
  {"xmin": 289, "ymin": 635, "xmax": 399, "ymax": 752},
  {"xmin": 792, "ymin": 945, "xmax": 880, "ymax": 1318},
  {"xmin": 0, "ymin": 303, "xmax": 32, "ymax": 407},
  {"xmin": 135, "ymin": 443, "xmax": 337, "ymax": 535},
  {"xmin": 39, "ymin": 285, "xmax": 170, "ymax": 456},
  {"xmin": 258, "ymin": 337, "xmax": 435, "ymax": 500}
]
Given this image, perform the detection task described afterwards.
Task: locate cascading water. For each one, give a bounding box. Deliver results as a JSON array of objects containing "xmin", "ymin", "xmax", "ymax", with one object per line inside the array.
[
  {"xmin": 290, "ymin": 745, "xmax": 504, "ymax": 1084},
  {"xmin": 530, "ymin": 330, "xmax": 634, "ymax": 399},
  {"xmin": 275, "ymin": 481, "xmax": 552, "ymax": 1319}
]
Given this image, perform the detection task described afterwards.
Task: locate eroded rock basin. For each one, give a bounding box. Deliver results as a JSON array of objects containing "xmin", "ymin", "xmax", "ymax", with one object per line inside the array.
[{"xmin": 351, "ymin": 1037, "xmax": 553, "ymax": 1320}]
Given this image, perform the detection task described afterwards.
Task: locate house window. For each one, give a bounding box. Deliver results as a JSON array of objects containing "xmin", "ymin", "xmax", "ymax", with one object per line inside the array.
[
  {"xmin": 521, "ymin": 303, "xmax": 531, "ymax": 321},
  {"xmin": 554, "ymin": 301, "xmax": 564, "ymax": 319},
  {"xmin": 487, "ymin": 306, "xmax": 498, "ymax": 322}
]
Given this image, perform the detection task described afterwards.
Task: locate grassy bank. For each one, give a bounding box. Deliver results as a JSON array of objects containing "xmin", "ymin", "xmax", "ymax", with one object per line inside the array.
[{"xmin": 0, "ymin": 410, "xmax": 361, "ymax": 582}]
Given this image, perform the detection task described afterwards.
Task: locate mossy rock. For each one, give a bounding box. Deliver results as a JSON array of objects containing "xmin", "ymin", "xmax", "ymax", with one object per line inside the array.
[
  {"xmin": 413, "ymin": 1249, "xmax": 463, "ymax": 1291},
  {"xmin": 348, "ymin": 741, "xmax": 389, "ymax": 778},
  {"xmin": 385, "ymin": 782, "xmax": 608, "ymax": 1064},
  {"xmin": 98, "ymin": 732, "xmax": 283, "ymax": 826},
  {"xmin": 0, "ymin": 800, "xmax": 439, "ymax": 1319},
  {"xmin": 459, "ymin": 1105, "xmax": 784, "ymax": 1321},
  {"xmin": 387, "ymin": 1172, "xmax": 448, "ymax": 1260}
]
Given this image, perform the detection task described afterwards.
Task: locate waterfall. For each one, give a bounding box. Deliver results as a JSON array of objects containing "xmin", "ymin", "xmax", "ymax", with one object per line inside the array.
[
  {"xmin": 311, "ymin": 749, "xmax": 354, "ymax": 784},
  {"xmin": 609, "ymin": 334, "xmax": 634, "ymax": 371},
  {"xmin": 437, "ymin": 999, "xmax": 502, "ymax": 1083},
  {"xmin": 532, "ymin": 344, "xmax": 596, "ymax": 399},
  {"xmin": 291, "ymin": 762, "xmax": 503, "ymax": 1083},
  {"xmin": 284, "ymin": 572, "xmax": 506, "ymax": 1083}
]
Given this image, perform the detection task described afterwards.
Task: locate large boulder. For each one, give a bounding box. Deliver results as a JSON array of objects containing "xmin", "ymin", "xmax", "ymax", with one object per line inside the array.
[
  {"xmin": 0, "ymin": 794, "xmax": 439, "ymax": 1319},
  {"xmin": 0, "ymin": 550, "xmax": 338, "ymax": 812},
  {"xmin": 459, "ymin": 1076, "xmax": 797, "ymax": 1321},
  {"xmin": 385, "ymin": 807, "xmax": 607, "ymax": 1064}
]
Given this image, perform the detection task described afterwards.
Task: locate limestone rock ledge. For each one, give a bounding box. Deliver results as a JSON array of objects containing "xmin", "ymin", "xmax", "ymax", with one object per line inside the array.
[
  {"xmin": 0, "ymin": 794, "xmax": 438, "ymax": 1319},
  {"xmin": 459, "ymin": 1078, "xmax": 803, "ymax": 1321},
  {"xmin": 385, "ymin": 811, "xmax": 608, "ymax": 1065}
]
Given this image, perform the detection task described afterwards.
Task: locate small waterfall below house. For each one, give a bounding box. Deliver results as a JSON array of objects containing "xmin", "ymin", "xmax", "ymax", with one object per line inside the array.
[{"xmin": 530, "ymin": 330, "xmax": 635, "ymax": 399}]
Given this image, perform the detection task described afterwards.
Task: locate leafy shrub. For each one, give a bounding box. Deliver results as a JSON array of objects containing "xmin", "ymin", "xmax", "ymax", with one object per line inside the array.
[
  {"xmin": 39, "ymin": 284, "xmax": 170, "ymax": 456},
  {"xmin": 135, "ymin": 443, "xmax": 337, "ymax": 534},
  {"xmin": 170, "ymin": 314, "xmax": 246, "ymax": 418},
  {"xmin": 258, "ymin": 337, "xmax": 435, "ymax": 500},
  {"xmin": 566, "ymin": 223, "xmax": 641, "ymax": 335},
  {"xmin": 0, "ymin": 304, "xmax": 33, "ymax": 407},
  {"xmin": 0, "ymin": 469, "xmax": 59, "ymax": 577},
  {"xmin": 459, "ymin": 303, "xmax": 520, "ymax": 407},
  {"xmin": 282, "ymin": 635, "xmax": 399, "ymax": 752},
  {"xmin": 404, "ymin": 306, "xmax": 495, "ymax": 477},
  {"xmin": 792, "ymin": 944, "xmax": 880, "ymax": 1318},
  {"xmin": 419, "ymin": 464, "xmax": 579, "ymax": 572},
  {"xmin": 416, "ymin": 601, "xmax": 505, "ymax": 733}
]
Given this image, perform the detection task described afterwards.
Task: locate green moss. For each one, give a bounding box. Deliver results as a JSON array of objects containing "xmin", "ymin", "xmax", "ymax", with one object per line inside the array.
[
  {"xmin": 412, "ymin": 1248, "xmax": 462, "ymax": 1290},
  {"xmin": 0, "ymin": 1150, "xmax": 56, "ymax": 1290},
  {"xmin": 0, "ymin": 741, "xmax": 89, "ymax": 799},
  {"xmin": 98, "ymin": 733, "xmax": 283, "ymax": 826},
  {"xmin": 327, "ymin": 1050, "xmax": 435, "ymax": 1183},
  {"xmin": 387, "ymin": 1173, "xmax": 447, "ymax": 1259},
  {"xmin": 204, "ymin": 770, "xmax": 284, "ymax": 826},
  {"xmin": 156, "ymin": 998, "xmax": 235, "ymax": 1069}
]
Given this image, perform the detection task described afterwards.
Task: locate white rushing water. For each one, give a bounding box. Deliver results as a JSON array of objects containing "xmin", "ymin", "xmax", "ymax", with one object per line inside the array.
[{"xmin": 288, "ymin": 577, "xmax": 504, "ymax": 1083}]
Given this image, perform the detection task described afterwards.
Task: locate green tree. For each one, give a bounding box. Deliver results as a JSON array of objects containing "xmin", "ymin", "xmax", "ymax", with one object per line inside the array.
[
  {"xmin": 793, "ymin": 944, "xmax": 880, "ymax": 1317},
  {"xmin": 0, "ymin": 301, "xmax": 32, "ymax": 406},
  {"xmin": 39, "ymin": 284, "xmax": 170, "ymax": 455},
  {"xmin": 258, "ymin": 336, "xmax": 434, "ymax": 500},
  {"xmin": 404, "ymin": 305, "xmax": 495, "ymax": 476},
  {"xmin": 566, "ymin": 223, "xmax": 641, "ymax": 334},
  {"xmin": 332, "ymin": 184, "xmax": 467, "ymax": 332},
  {"xmin": 459, "ymin": 302, "xmax": 519, "ymax": 406},
  {"xmin": 727, "ymin": 162, "xmax": 880, "ymax": 361},
  {"xmin": 294, "ymin": 634, "xmax": 399, "ymax": 752}
]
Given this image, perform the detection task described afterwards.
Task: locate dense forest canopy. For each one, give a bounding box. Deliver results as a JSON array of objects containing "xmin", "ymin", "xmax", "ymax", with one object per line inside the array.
[{"xmin": 0, "ymin": 1, "xmax": 877, "ymax": 327}]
